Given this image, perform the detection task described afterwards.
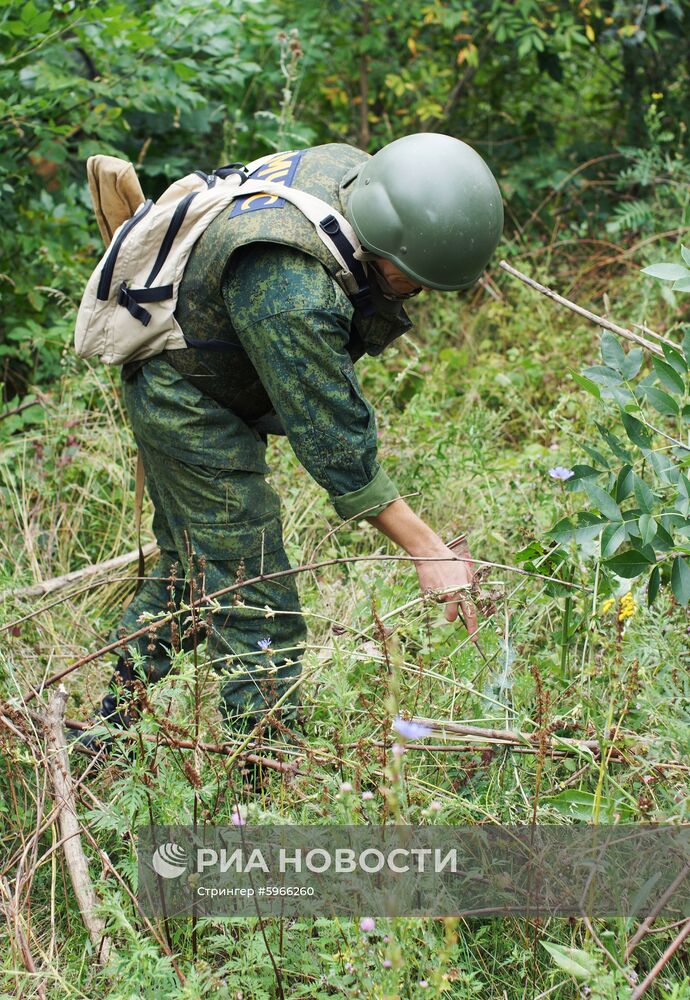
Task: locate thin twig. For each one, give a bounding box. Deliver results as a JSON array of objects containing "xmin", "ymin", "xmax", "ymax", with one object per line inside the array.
[
  {"xmin": 582, "ymin": 913, "xmax": 637, "ymax": 988},
  {"xmin": 629, "ymin": 918, "xmax": 690, "ymax": 999},
  {"xmin": 498, "ymin": 260, "xmax": 666, "ymax": 356},
  {"xmin": 63, "ymin": 716, "xmax": 301, "ymax": 775},
  {"xmin": 365, "ymin": 740, "xmax": 570, "ymax": 757},
  {"xmin": 411, "ymin": 716, "xmax": 636, "ymax": 757},
  {"xmin": 624, "ymin": 862, "xmax": 690, "ymax": 960},
  {"xmin": 0, "ymin": 398, "xmax": 41, "ymax": 422},
  {"xmin": 21, "ymin": 551, "xmax": 585, "ymax": 705},
  {"xmin": 0, "ymin": 876, "xmax": 47, "ymax": 999}
]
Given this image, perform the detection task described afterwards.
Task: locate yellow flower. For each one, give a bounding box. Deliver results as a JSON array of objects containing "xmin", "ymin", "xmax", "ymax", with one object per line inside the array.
[
  {"xmin": 651, "ymin": 91, "xmax": 663, "ymax": 100},
  {"xmin": 600, "ymin": 597, "xmax": 615, "ymax": 615},
  {"xmin": 619, "ymin": 592, "xmax": 637, "ymax": 621}
]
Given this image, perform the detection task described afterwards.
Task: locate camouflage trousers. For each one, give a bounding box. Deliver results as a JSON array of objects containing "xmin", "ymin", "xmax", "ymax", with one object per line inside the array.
[{"xmin": 111, "ymin": 356, "xmax": 306, "ymax": 732}]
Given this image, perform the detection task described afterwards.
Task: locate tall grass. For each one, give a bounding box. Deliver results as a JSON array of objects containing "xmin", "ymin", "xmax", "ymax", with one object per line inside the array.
[{"xmin": 1, "ymin": 266, "xmax": 689, "ymax": 999}]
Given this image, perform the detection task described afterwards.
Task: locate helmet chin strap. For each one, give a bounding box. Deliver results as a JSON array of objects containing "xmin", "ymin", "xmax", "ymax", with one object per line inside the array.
[
  {"xmin": 353, "ymin": 246, "xmax": 423, "ymax": 300},
  {"xmin": 367, "ymin": 262, "xmax": 423, "ymax": 301}
]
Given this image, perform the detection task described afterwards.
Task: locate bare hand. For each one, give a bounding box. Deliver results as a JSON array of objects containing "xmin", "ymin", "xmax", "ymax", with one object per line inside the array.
[
  {"xmin": 365, "ymin": 498, "xmax": 478, "ymax": 637},
  {"xmin": 415, "ymin": 543, "xmax": 477, "ymax": 637}
]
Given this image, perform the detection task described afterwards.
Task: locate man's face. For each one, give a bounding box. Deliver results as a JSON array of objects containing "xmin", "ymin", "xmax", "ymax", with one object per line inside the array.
[{"xmin": 369, "ymin": 258, "xmax": 426, "ymax": 300}]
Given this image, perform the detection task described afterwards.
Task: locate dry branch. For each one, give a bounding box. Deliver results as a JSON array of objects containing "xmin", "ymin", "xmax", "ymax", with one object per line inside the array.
[
  {"xmin": 625, "ymin": 862, "xmax": 690, "ymax": 960},
  {"xmin": 63, "ymin": 716, "xmax": 301, "ymax": 775},
  {"xmin": 499, "ymin": 260, "xmax": 669, "ymax": 357},
  {"xmin": 412, "ymin": 716, "xmax": 637, "ymax": 758},
  {"xmin": 43, "ymin": 686, "xmax": 114, "ymax": 966},
  {"xmin": 366, "ymin": 740, "xmax": 571, "ymax": 757},
  {"xmin": 630, "ymin": 918, "xmax": 690, "ymax": 999},
  {"xmin": 22, "ymin": 551, "xmax": 584, "ymax": 705},
  {"xmin": 6, "ymin": 542, "xmax": 158, "ymax": 600}
]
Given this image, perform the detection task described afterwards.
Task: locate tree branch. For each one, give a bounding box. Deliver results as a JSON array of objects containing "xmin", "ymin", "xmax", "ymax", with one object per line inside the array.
[{"xmin": 43, "ymin": 687, "xmax": 114, "ymax": 966}]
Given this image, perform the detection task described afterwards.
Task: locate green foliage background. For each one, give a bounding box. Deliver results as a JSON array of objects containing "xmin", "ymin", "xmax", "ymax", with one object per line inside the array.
[{"xmin": 2, "ymin": 1, "xmax": 690, "ymax": 998}]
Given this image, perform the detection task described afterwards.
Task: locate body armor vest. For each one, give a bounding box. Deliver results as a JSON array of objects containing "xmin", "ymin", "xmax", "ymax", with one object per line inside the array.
[{"xmin": 164, "ymin": 143, "xmax": 412, "ymax": 426}]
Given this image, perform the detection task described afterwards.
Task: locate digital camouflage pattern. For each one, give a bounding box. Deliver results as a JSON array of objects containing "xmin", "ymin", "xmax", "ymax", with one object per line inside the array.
[
  {"xmin": 115, "ymin": 356, "xmax": 305, "ymax": 730},
  {"xmin": 112, "ymin": 144, "xmax": 414, "ymax": 731},
  {"xmin": 169, "ymin": 142, "xmax": 413, "ymax": 416}
]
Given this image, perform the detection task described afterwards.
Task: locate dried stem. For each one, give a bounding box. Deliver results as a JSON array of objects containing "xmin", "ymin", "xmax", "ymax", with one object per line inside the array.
[
  {"xmin": 5, "ymin": 542, "xmax": 158, "ymax": 600},
  {"xmin": 499, "ymin": 260, "xmax": 668, "ymax": 356},
  {"xmin": 629, "ymin": 918, "xmax": 690, "ymax": 999},
  {"xmin": 624, "ymin": 862, "xmax": 690, "ymax": 960},
  {"xmin": 21, "ymin": 550, "xmax": 584, "ymax": 705},
  {"xmin": 43, "ymin": 686, "xmax": 114, "ymax": 965}
]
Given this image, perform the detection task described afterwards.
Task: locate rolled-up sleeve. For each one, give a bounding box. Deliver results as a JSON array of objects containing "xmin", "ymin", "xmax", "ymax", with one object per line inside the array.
[{"xmin": 222, "ymin": 244, "xmax": 399, "ymax": 519}]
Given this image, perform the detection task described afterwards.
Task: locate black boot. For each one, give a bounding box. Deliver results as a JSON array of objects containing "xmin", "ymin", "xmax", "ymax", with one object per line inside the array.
[{"xmin": 68, "ymin": 656, "xmax": 139, "ymax": 757}]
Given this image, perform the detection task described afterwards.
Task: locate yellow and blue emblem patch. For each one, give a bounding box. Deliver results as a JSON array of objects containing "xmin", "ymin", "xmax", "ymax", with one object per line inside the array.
[{"xmin": 229, "ymin": 150, "xmax": 305, "ymax": 217}]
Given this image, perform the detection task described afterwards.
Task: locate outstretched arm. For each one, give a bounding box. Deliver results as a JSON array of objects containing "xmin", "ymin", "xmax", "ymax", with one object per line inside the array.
[{"xmin": 366, "ymin": 498, "xmax": 477, "ymax": 637}]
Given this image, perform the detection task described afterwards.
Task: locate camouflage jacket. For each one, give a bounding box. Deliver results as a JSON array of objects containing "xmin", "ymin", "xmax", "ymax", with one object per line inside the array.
[{"xmin": 162, "ymin": 144, "xmax": 412, "ymax": 520}]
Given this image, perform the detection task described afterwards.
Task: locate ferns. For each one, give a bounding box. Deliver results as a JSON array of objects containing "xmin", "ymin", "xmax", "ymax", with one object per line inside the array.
[
  {"xmin": 606, "ymin": 144, "xmax": 690, "ymax": 235},
  {"xmin": 605, "ymin": 197, "xmax": 654, "ymax": 235}
]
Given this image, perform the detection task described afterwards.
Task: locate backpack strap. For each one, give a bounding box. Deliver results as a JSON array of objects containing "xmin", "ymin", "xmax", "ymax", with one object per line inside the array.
[{"xmin": 220, "ymin": 178, "xmax": 374, "ymax": 313}]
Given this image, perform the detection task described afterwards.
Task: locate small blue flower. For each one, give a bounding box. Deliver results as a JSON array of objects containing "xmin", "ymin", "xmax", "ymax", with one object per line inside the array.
[
  {"xmin": 549, "ymin": 466, "xmax": 574, "ymax": 481},
  {"xmin": 392, "ymin": 716, "xmax": 432, "ymax": 740},
  {"xmin": 257, "ymin": 637, "xmax": 272, "ymax": 651}
]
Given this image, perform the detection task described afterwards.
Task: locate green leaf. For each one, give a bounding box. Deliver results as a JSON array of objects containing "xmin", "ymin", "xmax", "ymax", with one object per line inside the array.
[
  {"xmin": 608, "ymin": 385, "xmax": 635, "ymax": 408},
  {"xmin": 653, "ymin": 357, "xmax": 685, "ymax": 394},
  {"xmin": 581, "ymin": 364, "xmax": 622, "ymax": 387},
  {"xmin": 550, "ymin": 514, "xmax": 605, "ymax": 546},
  {"xmin": 545, "ymin": 790, "xmax": 597, "ymax": 821},
  {"xmin": 541, "ymin": 942, "xmax": 600, "ymax": 981},
  {"xmin": 682, "ymin": 327, "xmax": 690, "ymax": 368},
  {"xmin": 649, "ymin": 451, "xmax": 678, "ymax": 486},
  {"xmin": 582, "ymin": 479, "xmax": 623, "ymax": 521},
  {"xmin": 621, "ymin": 412, "xmax": 653, "ymax": 449},
  {"xmin": 662, "ymin": 343, "xmax": 688, "ymax": 375},
  {"xmin": 595, "ymin": 422, "xmax": 631, "ymax": 462},
  {"xmin": 673, "ymin": 277, "xmax": 690, "ymax": 293},
  {"xmin": 647, "ymin": 565, "xmax": 660, "ymax": 606},
  {"xmin": 641, "ymin": 262, "xmax": 690, "ymax": 281},
  {"xmin": 621, "ymin": 347, "xmax": 643, "ymax": 380},
  {"xmin": 569, "ymin": 369, "xmax": 600, "ymax": 398},
  {"xmin": 641, "ymin": 385, "xmax": 680, "ymax": 416},
  {"xmin": 633, "ymin": 474, "xmax": 655, "ymax": 513},
  {"xmin": 21, "ymin": 1, "xmax": 39, "ymax": 24},
  {"xmin": 682, "ymin": 246, "xmax": 690, "ymax": 267},
  {"xmin": 602, "ymin": 521, "xmax": 627, "ymax": 557},
  {"xmin": 582, "ymin": 444, "xmax": 611, "ymax": 468},
  {"xmin": 544, "ymin": 789, "xmax": 633, "ymax": 822},
  {"xmin": 654, "ymin": 522, "xmax": 676, "ymax": 552},
  {"xmin": 615, "ymin": 465, "xmax": 635, "ymax": 502},
  {"xmin": 638, "ymin": 514, "xmax": 656, "ymax": 546},
  {"xmin": 605, "ymin": 547, "xmax": 656, "ymax": 578},
  {"xmin": 671, "ymin": 556, "xmax": 690, "ymax": 605},
  {"xmin": 565, "ymin": 465, "xmax": 603, "ymax": 491},
  {"xmin": 600, "ymin": 331, "xmax": 626, "ymax": 373}
]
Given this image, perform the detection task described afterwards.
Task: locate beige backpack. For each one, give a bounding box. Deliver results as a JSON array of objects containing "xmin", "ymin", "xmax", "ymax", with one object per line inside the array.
[{"xmin": 75, "ymin": 152, "xmax": 370, "ymax": 365}]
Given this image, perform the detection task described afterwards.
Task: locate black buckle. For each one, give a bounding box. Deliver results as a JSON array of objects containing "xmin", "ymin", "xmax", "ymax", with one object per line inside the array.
[
  {"xmin": 320, "ymin": 214, "xmax": 340, "ymax": 236},
  {"xmin": 214, "ymin": 163, "xmax": 248, "ymax": 184}
]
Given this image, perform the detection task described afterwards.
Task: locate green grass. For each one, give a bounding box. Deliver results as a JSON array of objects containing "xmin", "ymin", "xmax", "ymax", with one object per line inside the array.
[{"xmin": 1, "ymin": 264, "xmax": 690, "ymax": 999}]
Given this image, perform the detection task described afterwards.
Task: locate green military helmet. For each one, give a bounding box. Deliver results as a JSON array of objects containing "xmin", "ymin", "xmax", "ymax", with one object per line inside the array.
[{"xmin": 346, "ymin": 133, "xmax": 503, "ymax": 291}]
